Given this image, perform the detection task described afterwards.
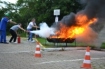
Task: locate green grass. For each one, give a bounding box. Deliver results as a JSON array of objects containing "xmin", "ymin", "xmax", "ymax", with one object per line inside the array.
[
  {"xmin": 36, "ymin": 37, "xmax": 46, "ymax": 43},
  {"xmin": 36, "ymin": 37, "xmax": 95, "ymax": 48},
  {"xmin": 36, "ymin": 37, "xmax": 54, "ymax": 48},
  {"xmin": 100, "ymin": 43, "xmax": 105, "ymax": 49}
]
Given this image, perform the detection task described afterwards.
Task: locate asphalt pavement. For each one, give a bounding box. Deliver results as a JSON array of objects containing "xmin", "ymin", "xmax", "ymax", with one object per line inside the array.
[{"xmin": 0, "ymin": 37, "xmax": 105, "ymax": 69}]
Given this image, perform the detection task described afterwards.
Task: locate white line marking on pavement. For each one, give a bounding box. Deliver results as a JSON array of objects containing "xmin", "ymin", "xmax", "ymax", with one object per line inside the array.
[
  {"xmin": 35, "ymin": 57, "xmax": 105, "ymax": 65},
  {"xmin": 0, "ymin": 51, "xmax": 34, "ymax": 53}
]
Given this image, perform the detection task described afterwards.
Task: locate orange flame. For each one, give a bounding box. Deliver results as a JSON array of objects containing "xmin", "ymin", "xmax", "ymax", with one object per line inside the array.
[
  {"xmin": 50, "ymin": 14, "xmax": 97, "ymax": 39},
  {"xmin": 76, "ymin": 14, "xmax": 97, "ymax": 26}
]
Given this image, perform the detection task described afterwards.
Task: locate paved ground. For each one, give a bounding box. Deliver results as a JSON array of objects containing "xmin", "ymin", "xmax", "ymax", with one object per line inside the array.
[{"xmin": 0, "ymin": 38, "xmax": 105, "ymax": 69}]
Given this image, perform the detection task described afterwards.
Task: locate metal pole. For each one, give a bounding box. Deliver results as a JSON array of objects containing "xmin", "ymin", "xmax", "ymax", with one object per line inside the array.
[{"xmin": 55, "ymin": 15, "xmax": 58, "ymax": 23}]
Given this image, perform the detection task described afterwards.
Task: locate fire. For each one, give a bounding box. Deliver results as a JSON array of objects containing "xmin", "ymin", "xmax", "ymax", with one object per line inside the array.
[
  {"xmin": 50, "ymin": 25, "xmax": 85, "ymax": 39},
  {"xmin": 76, "ymin": 14, "xmax": 97, "ymax": 26},
  {"xmin": 50, "ymin": 14, "xmax": 97, "ymax": 39},
  {"xmin": 73, "ymin": 27, "xmax": 84, "ymax": 35}
]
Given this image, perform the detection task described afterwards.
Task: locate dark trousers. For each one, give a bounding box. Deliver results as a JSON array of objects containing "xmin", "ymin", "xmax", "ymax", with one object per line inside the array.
[{"xmin": 9, "ymin": 29, "xmax": 17, "ymax": 42}]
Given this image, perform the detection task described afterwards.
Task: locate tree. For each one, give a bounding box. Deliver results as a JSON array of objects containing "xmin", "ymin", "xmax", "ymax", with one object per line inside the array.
[
  {"xmin": 0, "ymin": 0, "xmax": 82, "ymax": 30},
  {"xmin": 16, "ymin": 0, "xmax": 82, "ymax": 26}
]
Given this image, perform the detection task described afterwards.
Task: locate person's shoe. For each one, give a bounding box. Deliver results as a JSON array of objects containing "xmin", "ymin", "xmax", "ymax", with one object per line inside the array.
[
  {"xmin": 31, "ymin": 40, "xmax": 35, "ymax": 42},
  {"xmin": 9, "ymin": 41, "xmax": 12, "ymax": 43},
  {"xmin": 0, "ymin": 42, "xmax": 3, "ymax": 43},
  {"xmin": 29, "ymin": 40, "xmax": 31, "ymax": 42},
  {"xmin": 28, "ymin": 40, "xmax": 32, "ymax": 42},
  {"xmin": 14, "ymin": 42, "xmax": 17, "ymax": 43},
  {"xmin": 3, "ymin": 42, "xmax": 9, "ymax": 44}
]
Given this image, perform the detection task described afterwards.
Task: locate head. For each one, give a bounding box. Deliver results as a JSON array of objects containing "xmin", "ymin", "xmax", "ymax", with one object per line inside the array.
[
  {"xmin": 18, "ymin": 23, "xmax": 22, "ymax": 26},
  {"xmin": 31, "ymin": 18, "xmax": 35, "ymax": 22},
  {"xmin": 4, "ymin": 13, "xmax": 10, "ymax": 17}
]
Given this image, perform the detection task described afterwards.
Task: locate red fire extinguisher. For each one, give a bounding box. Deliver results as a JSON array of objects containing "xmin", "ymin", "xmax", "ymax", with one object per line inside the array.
[{"xmin": 17, "ymin": 35, "xmax": 21, "ymax": 43}]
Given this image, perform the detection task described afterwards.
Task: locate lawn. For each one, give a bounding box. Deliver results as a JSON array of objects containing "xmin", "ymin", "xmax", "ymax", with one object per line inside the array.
[
  {"xmin": 101, "ymin": 43, "xmax": 105, "ymax": 49},
  {"xmin": 36, "ymin": 37, "xmax": 100, "ymax": 48}
]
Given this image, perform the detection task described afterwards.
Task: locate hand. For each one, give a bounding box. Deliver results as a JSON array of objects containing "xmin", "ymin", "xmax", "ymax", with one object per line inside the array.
[
  {"xmin": 24, "ymin": 30, "xmax": 26, "ymax": 32},
  {"xmin": 36, "ymin": 26, "xmax": 39, "ymax": 28},
  {"xmin": 26, "ymin": 30, "xmax": 30, "ymax": 33},
  {"xmin": 9, "ymin": 19, "xmax": 12, "ymax": 21}
]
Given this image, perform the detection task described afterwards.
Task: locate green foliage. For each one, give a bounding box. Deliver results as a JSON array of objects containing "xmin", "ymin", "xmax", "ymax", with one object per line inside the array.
[
  {"xmin": 101, "ymin": 43, "xmax": 105, "ymax": 49},
  {"xmin": 37, "ymin": 37, "xmax": 46, "ymax": 44},
  {"xmin": 17, "ymin": 0, "xmax": 81, "ymax": 27},
  {"xmin": 0, "ymin": 0, "xmax": 82, "ymax": 29}
]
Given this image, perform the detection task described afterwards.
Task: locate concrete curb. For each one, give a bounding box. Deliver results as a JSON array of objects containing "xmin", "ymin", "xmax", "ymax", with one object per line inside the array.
[
  {"xmin": 100, "ymin": 49, "xmax": 105, "ymax": 51},
  {"xmin": 42, "ymin": 47, "xmax": 87, "ymax": 52}
]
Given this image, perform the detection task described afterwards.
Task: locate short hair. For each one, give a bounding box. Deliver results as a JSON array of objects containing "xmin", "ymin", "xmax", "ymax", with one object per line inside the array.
[
  {"xmin": 32, "ymin": 18, "xmax": 35, "ymax": 21},
  {"xmin": 18, "ymin": 23, "xmax": 22, "ymax": 25}
]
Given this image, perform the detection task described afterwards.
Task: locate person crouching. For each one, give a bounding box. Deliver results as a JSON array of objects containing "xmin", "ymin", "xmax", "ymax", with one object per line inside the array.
[{"xmin": 9, "ymin": 23, "xmax": 26, "ymax": 43}]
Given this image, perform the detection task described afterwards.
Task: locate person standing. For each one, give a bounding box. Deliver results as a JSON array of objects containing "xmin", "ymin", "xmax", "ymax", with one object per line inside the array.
[
  {"xmin": 9, "ymin": 23, "xmax": 26, "ymax": 43},
  {"xmin": 27, "ymin": 18, "xmax": 38, "ymax": 42},
  {"xmin": 0, "ymin": 13, "xmax": 16, "ymax": 44}
]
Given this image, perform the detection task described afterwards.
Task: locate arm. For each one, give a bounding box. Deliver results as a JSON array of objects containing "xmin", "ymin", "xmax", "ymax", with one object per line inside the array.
[
  {"xmin": 32, "ymin": 23, "xmax": 39, "ymax": 29},
  {"xmin": 8, "ymin": 19, "xmax": 17, "ymax": 24},
  {"xmin": 18, "ymin": 26, "xmax": 26, "ymax": 32},
  {"xmin": 32, "ymin": 25, "xmax": 38, "ymax": 28}
]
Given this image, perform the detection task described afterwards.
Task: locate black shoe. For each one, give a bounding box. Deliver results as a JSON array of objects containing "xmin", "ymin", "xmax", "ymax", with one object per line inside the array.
[
  {"xmin": 0, "ymin": 42, "xmax": 3, "ymax": 43},
  {"xmin": 9, "ymin": 41, "xmax": 12, "ymax": 43},
  {"xmin": 3, "ymin": 42, "xmax": 9, "ymax": 44}
]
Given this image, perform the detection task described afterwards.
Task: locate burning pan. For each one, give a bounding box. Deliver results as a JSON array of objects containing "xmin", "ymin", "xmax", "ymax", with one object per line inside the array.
[{"xmin": 47, "ymin": 38, "xmax": 75, "ymax": 43}]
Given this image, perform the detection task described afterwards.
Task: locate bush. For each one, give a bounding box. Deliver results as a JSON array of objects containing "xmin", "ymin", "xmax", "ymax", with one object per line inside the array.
[{"xmin": 100, "ymin": 43, "xmax": 105, "ymax": 49}]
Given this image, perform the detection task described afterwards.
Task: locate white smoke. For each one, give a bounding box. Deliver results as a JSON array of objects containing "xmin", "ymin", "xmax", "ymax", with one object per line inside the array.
[{"xmin": 30, "ymin": 22, "xmax": 56, "ymax": 38}]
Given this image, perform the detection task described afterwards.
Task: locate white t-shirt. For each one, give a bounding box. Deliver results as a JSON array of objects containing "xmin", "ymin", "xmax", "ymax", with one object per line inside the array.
[{"xmin": 27, "ymin": 22, "xmax": 36, "ymax": 29}]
